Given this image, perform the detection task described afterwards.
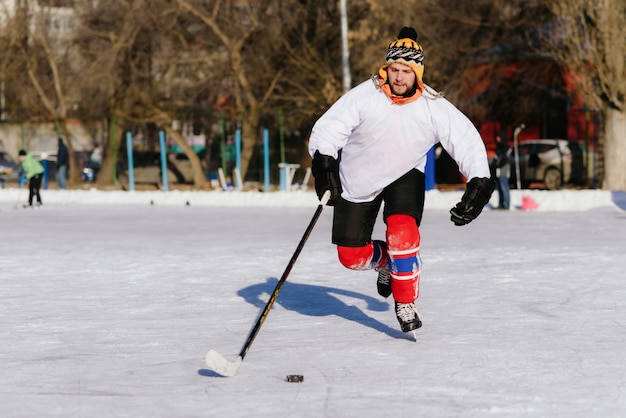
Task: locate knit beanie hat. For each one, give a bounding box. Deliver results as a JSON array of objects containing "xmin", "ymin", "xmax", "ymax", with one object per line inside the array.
[
  {"xmin": 18, "ymin": 149, "xmax": 26, "ymax": 156},
  {"xmin": 379, "ymin": 27, "xmax": 424, "ymax": 88}
]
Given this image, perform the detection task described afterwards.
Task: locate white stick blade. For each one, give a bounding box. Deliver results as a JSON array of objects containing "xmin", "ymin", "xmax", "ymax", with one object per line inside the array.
[{"xmin": 205, "ymin": 349, "xmax": 242, "ymax": 377}]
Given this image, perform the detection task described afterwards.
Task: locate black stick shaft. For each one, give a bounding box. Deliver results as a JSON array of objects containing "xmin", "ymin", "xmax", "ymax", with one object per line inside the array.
[{"xmin": 238, "ymin": 192, "xmax": 330, "ymax": 360}]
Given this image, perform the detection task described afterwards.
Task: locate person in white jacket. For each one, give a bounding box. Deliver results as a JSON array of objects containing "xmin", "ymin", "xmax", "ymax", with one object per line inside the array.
[{"xmin": 308, "ymin": 27, "xmax": 494, "ymax": 335}]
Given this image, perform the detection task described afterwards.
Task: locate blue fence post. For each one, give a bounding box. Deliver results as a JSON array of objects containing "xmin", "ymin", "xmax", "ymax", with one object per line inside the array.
[
  {"xmin": 263, "ymin": 129, "xmax": 270, "ymax": 192},
  {"xmin": 159, "ymin": 130, "xmax": 169, "ymax": 192},
  {"xmin": 42, "ymin": 159, "xmax": 48, "ymax": 190},
  {"xmin": 126, "ymin": 131, "xmax": 135, "ymax": 191},
  {"xmin": 425, "ymin": 145, "xmax": 436, "ymax": 191},
  {"xmin": 235, "ymin": 129, "xmax": 242, "ymax": 190},
  {"xmin": 235, "ymin": 129, "xmax": 242, "ymax": 174}
]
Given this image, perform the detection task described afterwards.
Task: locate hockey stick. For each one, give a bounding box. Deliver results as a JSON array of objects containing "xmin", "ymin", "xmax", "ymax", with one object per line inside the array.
[
  {"xmin": 12, "ymin": 186, "xmax": 24, "ymax": 210},
  {"xmin": 205, "ymin": 190, "xmax": 331, "ymax": 377}
]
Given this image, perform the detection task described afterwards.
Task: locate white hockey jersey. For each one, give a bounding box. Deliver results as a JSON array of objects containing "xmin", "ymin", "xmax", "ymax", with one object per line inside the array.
[{"xmin": 308, "ymin": 78, "xmax": 491, "ymax": 203}]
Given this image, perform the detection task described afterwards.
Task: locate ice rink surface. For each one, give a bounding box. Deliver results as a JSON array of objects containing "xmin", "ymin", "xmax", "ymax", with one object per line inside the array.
[{"xmin": 1, "ymin": 189, "xmax": 625, "ymax": 417}]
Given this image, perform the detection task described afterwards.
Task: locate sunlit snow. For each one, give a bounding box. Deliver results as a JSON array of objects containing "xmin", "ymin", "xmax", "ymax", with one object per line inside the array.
[{"xmin": 1, "ymin": 187, "xmax": 625, "ymax": 417}]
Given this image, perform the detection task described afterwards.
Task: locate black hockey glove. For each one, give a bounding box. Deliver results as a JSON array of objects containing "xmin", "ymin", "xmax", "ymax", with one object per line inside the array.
[
  {"xmin": 311, "ymin": 150, "xmax": 342, "ymax": 206},
  {"xmin": 450, "ymin": 177, "xmax": 495, "ymax": 226}
]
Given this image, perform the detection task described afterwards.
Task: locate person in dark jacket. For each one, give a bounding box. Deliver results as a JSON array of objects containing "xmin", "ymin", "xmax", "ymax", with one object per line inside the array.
[
  {"xmin": 493, "ymin": 132, "xmax": 511, "ymax": 209},
  {"xmin": 56, "ymin": 137, "xmax": 69, "ymax": 189}
]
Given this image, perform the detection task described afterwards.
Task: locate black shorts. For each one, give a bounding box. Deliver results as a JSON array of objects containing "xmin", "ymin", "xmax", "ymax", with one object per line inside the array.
[{"xmin": 332, "ymin": 169, "xmax": 425, "ymax": 246}]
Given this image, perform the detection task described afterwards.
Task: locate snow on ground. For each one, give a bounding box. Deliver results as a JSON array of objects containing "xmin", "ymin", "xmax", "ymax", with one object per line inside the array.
[
  {"xmin": 1, "ymin": 187, "xmax": 625, "ymax": 417},
  {"xmin": 0, "ymin": 186, "xmax": 622, "ymax": 211}
]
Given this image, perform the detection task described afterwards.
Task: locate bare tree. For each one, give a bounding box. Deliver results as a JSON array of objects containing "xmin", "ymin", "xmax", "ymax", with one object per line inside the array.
[
  {"xmin": 74, "ymin": 0, "xmax": 143, "ymax": 187},
  {"xmin": 0, "ymin": 3, "xmax": 31, "ymax": 122},
  {"xmin": 539, "ymin": 0, "xmax": 625, "ymax": 190},
  {"xmin": 7, "ymin": 0, "xmax": 83, "ymax": 184},
  {"xmin": 394, "ymin": 1, "xmax": 557, "ymax": 122},
  {"xmin": 174, "ymin": 0, "xmax": 287, "ymax": 181},
  {"xmin": 251, "ymin": 0, "xmax": 374, "ymax": 170},
  {"xmin": 76, "ymin": 0, "xmax": 213, "ymax": 188},
  {"xmin": 275, "ymin": 0, "xmax": 361, "ymax": 114},
  {"xmin": 9, "ymin": 0, "xmax": 617, "ymax": 192}
]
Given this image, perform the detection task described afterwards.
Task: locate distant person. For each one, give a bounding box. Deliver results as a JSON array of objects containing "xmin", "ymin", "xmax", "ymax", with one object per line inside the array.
[
  {"xmin": 56, "ymin": 137, "xmax": 69, "ymax": 189},
  {"xmin": 89, "ymin": 143, "xmax": 103, "ymax": 168},
  {"xmin": 493, "ymin": 132, "xmax": 511, "ymax": 210},
  {"xmin": 85, "ymin": 143, "xmax": 103, "ymax": 181},
  {"xmin": 18, "ymin": 149, "xmax": 44, "ymax": 208},
  {"xmin": 309, "ymin": 27, "xmax": 494, "ymax": 336}
]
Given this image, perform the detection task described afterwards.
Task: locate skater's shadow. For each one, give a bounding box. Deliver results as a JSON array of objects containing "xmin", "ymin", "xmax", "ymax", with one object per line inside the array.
[{"xmin": 237, "ymin": 278, "xmax": 406, "ymax": 339}]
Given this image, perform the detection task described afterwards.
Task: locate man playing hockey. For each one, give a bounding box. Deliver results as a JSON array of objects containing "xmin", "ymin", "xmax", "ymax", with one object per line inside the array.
[{"xmin": 308, "ymin": 26, "xmax": 494, "ymax": 335}]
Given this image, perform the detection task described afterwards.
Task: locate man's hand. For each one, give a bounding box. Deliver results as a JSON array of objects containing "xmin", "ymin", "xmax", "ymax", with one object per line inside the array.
[
  {"xmin": 311, "ymin": 151, "xmax": 342, "ymax": 205},
  {"xmin": 450, "ymin": 177, "xmax": 495, "ymax": 226}
]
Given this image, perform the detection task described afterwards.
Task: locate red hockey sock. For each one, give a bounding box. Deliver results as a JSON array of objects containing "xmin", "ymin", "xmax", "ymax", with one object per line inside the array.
[
  {"xmin": 386, "ymin": 214, "xmax": 421, "ymax": 303},
  {"xmin": 337, "ymin": 240, "xmax": 388, "ymax": 270}
]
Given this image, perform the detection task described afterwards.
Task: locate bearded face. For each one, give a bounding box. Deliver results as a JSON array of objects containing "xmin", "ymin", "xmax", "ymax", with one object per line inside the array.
[{"xmin": 386, "ymin": 62, "xmax": 417, "ymax": 96}]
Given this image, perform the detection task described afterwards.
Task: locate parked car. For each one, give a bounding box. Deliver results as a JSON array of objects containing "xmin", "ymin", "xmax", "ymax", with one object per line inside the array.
[
  {"xmin": 510, "ymin": 139, "xmax": 586, "ymax": 190},
  {"xmin": 0, "ymin": 151, "xmax": 20, "ymax": 180},
  {"xmin": 116, "ymin": 151, "xmax": 203, "ymax": 188}
]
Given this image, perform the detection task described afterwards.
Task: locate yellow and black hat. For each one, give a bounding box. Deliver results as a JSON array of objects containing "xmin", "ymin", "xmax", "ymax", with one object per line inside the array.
[{"xmin": 379, "ymin": 27, "xmax": 424, "ymax": 88}]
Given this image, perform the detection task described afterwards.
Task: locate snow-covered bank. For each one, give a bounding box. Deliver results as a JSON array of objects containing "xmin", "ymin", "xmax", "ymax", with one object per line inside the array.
[{"xmin": 1, "ymin": 186, "xmax": 624, "ymax": 211}]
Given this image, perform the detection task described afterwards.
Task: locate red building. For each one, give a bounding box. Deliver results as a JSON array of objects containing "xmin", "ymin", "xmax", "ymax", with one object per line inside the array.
[{"xmin": 435, "ymin": 60, "xmax": 599, "ymax": 186}]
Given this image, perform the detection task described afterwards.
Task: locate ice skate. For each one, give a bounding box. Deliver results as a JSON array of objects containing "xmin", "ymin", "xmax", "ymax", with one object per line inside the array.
[
  {"xmin": 395, "ymin": 302, "xmax": 422, "ymax": 334},
  {"xmin": 375, "ymin": 265, "xmax": 392, "ymax": 298}
]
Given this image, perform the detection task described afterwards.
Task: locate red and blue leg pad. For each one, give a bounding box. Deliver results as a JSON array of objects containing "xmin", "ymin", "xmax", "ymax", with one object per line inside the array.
[
  {"xmin": 337, "ymin": 240, "xmax": 388, "ymax": 270},
  {"xmin": 386, "ymin": 214, "xmax": 421, "ymax": 303}
]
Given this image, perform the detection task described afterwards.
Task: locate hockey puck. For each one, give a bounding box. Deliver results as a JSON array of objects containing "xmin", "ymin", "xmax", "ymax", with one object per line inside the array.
[{"xmin": 286, "ymin": 374, "xmax": 304, "ymax": 383}]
